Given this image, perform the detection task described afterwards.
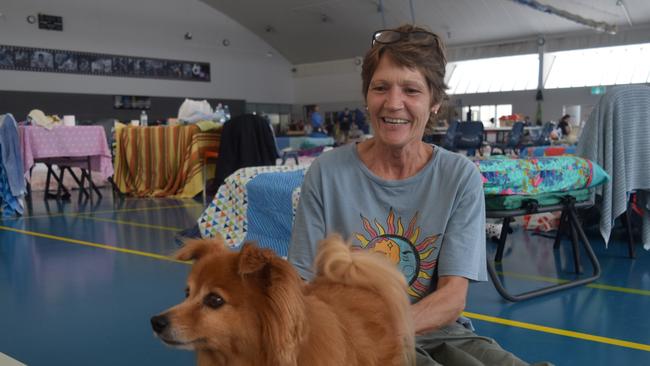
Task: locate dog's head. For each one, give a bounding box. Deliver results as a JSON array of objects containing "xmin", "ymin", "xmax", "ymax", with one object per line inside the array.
[{"xmin": 151, "ymin": 237, "xmax": 306, "ymax": 364}]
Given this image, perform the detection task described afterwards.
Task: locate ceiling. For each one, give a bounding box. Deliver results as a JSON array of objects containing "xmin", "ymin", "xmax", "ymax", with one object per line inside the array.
[{"xmin": 200, "ymin": 0, "xmax": 650, "ymax": 64}]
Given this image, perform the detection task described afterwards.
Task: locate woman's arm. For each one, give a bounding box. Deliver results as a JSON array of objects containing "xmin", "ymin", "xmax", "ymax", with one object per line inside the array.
[{"xmin": 411, "ymin": 275, "xmax": 468, "ymax": 334}]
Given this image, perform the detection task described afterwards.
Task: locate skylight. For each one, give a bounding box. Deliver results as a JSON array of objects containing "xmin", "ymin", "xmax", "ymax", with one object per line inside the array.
[
  {"xmin": 446, "ymin": 54, "xmax": 539, "ymax": 95},
  {"xmin": 544, "ymin": 43, "xmax": 650, "ymax": 88},
  {"xmin": 446, "ymin": 43, "xmax": 650, "ymax": 95}
]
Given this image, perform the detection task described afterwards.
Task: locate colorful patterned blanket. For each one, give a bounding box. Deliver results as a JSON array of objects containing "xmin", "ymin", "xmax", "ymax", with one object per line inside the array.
[{"xmin": 475, "ymin": 156, "xmax": 608, "ymax": 196}]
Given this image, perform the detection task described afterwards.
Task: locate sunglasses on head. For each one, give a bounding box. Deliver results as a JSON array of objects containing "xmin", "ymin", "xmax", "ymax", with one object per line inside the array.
[{"xmin": 371, "ymin": 29, "xmax": 439, "ymax": 47}]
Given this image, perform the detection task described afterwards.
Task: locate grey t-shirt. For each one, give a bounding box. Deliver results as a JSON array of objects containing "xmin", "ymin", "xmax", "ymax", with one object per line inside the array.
[{"xmin": 288, "ymin": 143, "xmax": 487, "ymax": 302}]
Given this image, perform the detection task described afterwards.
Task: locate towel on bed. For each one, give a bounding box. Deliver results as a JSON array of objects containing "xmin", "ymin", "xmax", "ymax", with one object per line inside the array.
[{"xmin": 577, "ymin": 85, "xmax": 650, "ymax": 250}]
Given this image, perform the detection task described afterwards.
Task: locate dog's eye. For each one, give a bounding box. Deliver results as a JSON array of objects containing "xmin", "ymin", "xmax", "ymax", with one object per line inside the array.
[
  {"xmin": 184, "ymin": 287, "xmax": 190, "ymax": 298},
  {"xmin": 203, "ymin": 293, "xmax": 225, "ymax": 309}
]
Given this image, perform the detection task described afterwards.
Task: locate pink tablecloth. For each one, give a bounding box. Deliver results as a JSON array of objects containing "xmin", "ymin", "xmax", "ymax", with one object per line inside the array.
[{"xmin": 20, "ymin": 125, "xmax": 114, "ymax": 180}]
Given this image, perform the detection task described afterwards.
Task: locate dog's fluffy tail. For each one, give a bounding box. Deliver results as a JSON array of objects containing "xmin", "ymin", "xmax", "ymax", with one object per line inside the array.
[{"xmin": 314, "ymin": 233, "xmax": 416, "ymax": 365}]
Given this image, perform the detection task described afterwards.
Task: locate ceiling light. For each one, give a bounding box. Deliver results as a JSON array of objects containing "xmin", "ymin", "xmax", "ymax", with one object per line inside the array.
[
  {"xmin": 222, "ymin": 38, "xmax": 230, "ymax": 47},
  {"xmin": 184, "ymin": 32, "xmax": 193, "ymax": 40}
]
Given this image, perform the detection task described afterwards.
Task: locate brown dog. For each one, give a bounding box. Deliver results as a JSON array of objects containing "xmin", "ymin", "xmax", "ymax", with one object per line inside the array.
[{"xmin": 151, "ymin": 234, "xmax": 415, "ymax": 366}]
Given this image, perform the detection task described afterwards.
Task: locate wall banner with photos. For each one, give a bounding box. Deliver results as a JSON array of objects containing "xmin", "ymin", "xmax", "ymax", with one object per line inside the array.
[{"xmin": 0, "ymin": 44, "xmax": 210, "ymax": 82}]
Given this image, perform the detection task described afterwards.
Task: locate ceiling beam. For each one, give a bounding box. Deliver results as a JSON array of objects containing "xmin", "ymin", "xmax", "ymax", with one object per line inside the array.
[{"xmin": 508, "ymin": 0, "xmax": 617, "ymax": 34}]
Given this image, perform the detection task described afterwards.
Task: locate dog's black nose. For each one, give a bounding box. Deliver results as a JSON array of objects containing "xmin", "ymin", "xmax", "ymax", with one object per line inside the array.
[{"xmin": 150, "ymin": 315, "xmax": 169, "ymax": 334}]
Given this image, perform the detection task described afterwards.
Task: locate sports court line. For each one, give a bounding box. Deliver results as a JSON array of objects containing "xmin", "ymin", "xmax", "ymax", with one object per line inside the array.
[
  {"xmin": 498, "ymin": 270, "xmax": 650, "ymax": 296},
  {"xmin": 463, "ymin": 311, "xmax": 650, "ymax": 352},
  {"xmin": 5, "ymin": 202, "xmax": 202, "ymax": 221},
  {"xmin": 2, "ymin": 225, "xmax": 649, "ymax": 352},
  {"xmin": 0, "ymin": 225, "xmax": 185, "ymax": 264},
  {"xmin": 71, "ymin": 215, "xmax": 184, "ymax": 232}
]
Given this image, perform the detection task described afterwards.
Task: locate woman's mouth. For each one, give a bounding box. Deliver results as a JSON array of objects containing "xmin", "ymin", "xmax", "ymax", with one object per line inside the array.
[{"xmin": 382, "ymin": 117, "xmax": 410, "ymax": 125}]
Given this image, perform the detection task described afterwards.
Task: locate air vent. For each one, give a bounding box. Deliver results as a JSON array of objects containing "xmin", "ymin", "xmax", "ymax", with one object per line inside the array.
[{"xmin": 38, "ymin": 14, "xmax": 63, "ymax": 31}]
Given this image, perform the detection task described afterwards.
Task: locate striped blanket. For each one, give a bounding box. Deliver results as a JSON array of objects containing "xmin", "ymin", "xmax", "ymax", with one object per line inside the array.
[
  {"xmin": 577, "ymin": 85, "xmax": 650, "ymax": 250},
  {"xmin": 114, "ymin": 124, "xmax": 220, "ymax": 198}
]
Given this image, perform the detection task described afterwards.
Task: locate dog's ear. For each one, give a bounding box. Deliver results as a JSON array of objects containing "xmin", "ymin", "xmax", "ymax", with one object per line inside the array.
[
  {"xmin": 174, "ymin": 236, "xmax": 226, "ymax": 261},
  {"xmin": 237, "ymin": 242, "xmax": 274, "ymax": 275},
  {"xmin": 238, "ymin": 242, "xmax": 306, "ymax": 365}
]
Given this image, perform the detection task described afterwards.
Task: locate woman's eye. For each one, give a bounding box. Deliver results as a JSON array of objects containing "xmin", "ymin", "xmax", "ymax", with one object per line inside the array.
[
  {"xmin": 405, "ymin": 88, "xmax": 421, "ymax": 94},
  {"xmin": 371, "ymin": 85, "xmax": 387, "ymax": 92},
  {"xmin": 203, "ymin": 293, "xmax": 225, "ymax": 309}
]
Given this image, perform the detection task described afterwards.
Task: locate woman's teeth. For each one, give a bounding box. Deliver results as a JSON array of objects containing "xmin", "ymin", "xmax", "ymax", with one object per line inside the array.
[{"xmin": 383, "ymin": 117, "xmax": 410, "ymax": 125}]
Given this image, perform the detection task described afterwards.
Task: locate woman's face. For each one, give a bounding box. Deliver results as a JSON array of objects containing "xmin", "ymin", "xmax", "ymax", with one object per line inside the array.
[{"xmin": 366, "ymin": 55, "xmax": 437, "ymax": 149}]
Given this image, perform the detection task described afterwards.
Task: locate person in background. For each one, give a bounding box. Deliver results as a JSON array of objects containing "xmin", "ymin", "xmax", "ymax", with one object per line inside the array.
[
  {"xmin": 337, "ymin": 107, "xmax": 352, "ymax": 143},
  {"xmin": 354, "ymin": 107, "xmax": 369, "ymax": 134},
  {"xmin": 309, "ymin": 105, "xmax": 325, "ymax": 134},
  {"xmin": 558, "ymin": 114, "xmax": 572, "ymax": 137},
  {"xmin": 288, "ymin": 24, "xmax": 551, "ymax": 366}
]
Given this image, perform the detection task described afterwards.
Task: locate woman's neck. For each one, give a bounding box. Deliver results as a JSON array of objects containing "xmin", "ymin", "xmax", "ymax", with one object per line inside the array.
[{"xmin": 356, "ymin": 139, "xmax": 434, "ymax": 180}]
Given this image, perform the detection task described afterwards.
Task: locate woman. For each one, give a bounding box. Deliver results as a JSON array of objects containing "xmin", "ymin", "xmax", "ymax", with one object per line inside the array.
[
  {"xmin": 558, "ymin": 114, "xmax": 571, "ymax": 136},
  {"xmin": 288, "ymin": 25, "xmax": 549, "ymax": 366}
]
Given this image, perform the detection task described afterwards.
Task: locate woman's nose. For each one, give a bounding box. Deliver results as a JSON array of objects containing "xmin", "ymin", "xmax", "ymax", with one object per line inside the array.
[{"xmin": 384, "ymin": 89, "xmax": 404, "ymax": 110}]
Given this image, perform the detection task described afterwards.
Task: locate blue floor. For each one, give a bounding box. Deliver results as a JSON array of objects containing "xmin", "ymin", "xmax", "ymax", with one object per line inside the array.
[{"xmin": 1, "ymin": 188, "xmax": 649, "ymax": 365}]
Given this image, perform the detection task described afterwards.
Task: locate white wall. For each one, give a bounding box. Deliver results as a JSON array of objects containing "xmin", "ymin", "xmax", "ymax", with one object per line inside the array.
[{"xmin": 0, "ymin": 0, "xmax": 294, "ymax": 103}]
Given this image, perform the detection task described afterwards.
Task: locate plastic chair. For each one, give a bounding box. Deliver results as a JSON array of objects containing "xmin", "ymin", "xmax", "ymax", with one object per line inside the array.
[
  {"xmin": 531, "ymin": 121, "xmax": 555, "ymax": 146},
  {"xmin": 491, "ymin": 121, "xmax": 524, "ymax": 155},
  {"xmin": 454, "ymin": 121, "xmax": 484, "ymax": 156},
  {"xmin": 280, "ymin": 149, "xmax": 299, "ymax": 165},
  {"xmin": 442, "ymin": 120, "xmax": 459, "ymax": 150}
]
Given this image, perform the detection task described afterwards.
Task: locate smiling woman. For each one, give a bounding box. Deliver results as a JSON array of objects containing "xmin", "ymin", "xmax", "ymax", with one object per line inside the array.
[{"xmin": 287, "ymin": 24, "xmax": 552, "ymax": 366}]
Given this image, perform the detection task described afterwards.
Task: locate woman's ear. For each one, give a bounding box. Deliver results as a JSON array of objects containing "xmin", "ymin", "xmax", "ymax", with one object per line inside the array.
[{"xmin": 431, "ymin": 103, "xmax": 441, "ymax": 115}]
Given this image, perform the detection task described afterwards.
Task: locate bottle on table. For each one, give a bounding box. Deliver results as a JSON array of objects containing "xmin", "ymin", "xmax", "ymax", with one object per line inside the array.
[
  {"xmin": 224, "ymin": 105, "xmax": 231, "ymax": 121},
  {"xmin": 140, "ymin": 110, "xmax": 148, "ymax": 127}
]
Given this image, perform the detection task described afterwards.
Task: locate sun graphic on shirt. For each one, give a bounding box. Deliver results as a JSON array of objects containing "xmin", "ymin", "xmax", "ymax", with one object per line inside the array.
[{"xmin": 353, "ymin": 208, "xmax": 440, "ymax": 299}]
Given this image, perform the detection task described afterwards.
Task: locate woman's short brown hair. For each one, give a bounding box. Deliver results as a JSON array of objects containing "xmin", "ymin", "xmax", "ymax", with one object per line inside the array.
[{"xmin": 361, "ymin": 24, "xmax": 448, "ymax": 125}]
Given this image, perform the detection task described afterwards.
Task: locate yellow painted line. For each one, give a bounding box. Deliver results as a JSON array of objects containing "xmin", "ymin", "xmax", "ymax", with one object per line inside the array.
[
  {"xmin": 463, "ymin": 311, "xmax": 650, "ymax": 352},
  {"xmin": 0, "ymin": 225, "xmax": 186, "ymax": 264},
  {"xmin": 5, "ymin": 202, "xmax": 202, "ymax": 221},
  {"xmin": 498, "ymin": 271, "xmax": 650, "ymax": 296},
  {"xmin": 588, "ymin": 282, "xmax": 650, "ymax": 295},
  {"xmin": 85, "ymin": 202, "xmax": 203, "ymax": 216},
  {"xmin": 72, "ymin": 215, "xmax": 183, "ymax": 232}
]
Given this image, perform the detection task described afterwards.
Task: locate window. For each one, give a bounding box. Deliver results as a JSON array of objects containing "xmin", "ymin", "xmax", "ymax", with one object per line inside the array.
[
  {"xmin": 545, "ymin": 43, "xmax": 650, "ymax": 88},
  {"xmin": 447, "ymin": 42, "xmax": 650, "ymax": 94},
  {"xmin": 461, "ymin": 104, "xmax": 512, "ymax": 126},
  {"xmin": 447, "ymin": 55, "xmax": 538, "ymax": 95}
]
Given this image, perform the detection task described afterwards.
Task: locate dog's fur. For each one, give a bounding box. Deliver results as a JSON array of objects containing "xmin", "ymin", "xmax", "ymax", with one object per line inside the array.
[{"xmin": 151, "ymin": 234, "xmax": 415, "ymax": 366}]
